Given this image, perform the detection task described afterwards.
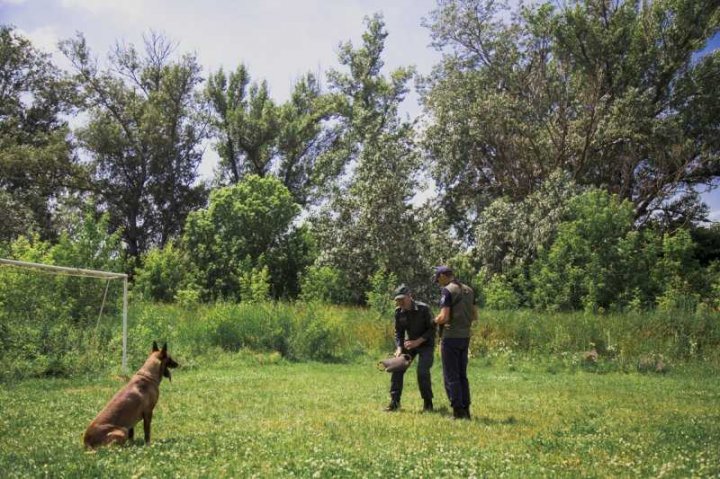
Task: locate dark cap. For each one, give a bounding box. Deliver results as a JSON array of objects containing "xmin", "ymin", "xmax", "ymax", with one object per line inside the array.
[
  {"xmin": 432, "ymin": 265, "xmax": 453, "ymax": 283},
  {"xmin": 393, "ymin": 284, "xmax": 411, "ymax": 300}
]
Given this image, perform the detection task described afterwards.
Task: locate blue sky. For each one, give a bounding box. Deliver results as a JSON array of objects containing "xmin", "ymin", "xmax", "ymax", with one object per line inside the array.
[
  {"xmin": 1, "ymin": 0, "xmax": 440, "ymax": 180},
  {"xmin": 2, "ymin": 0, "xmax": 718, "ymax": 218}
]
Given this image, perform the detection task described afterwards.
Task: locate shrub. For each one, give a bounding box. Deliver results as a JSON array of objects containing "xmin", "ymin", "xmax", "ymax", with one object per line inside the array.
[
  {"xmin": 366, "ymin": 269, "xmax": 398, "ymax": 317},
  {"xmin": 182, "ymin": 175, "xmax": 300, "ymax": 301},
  {"xmin": 239, "ymin": 264, "xmax": 271, "ymax": 303},
  {"xmin": 483, "ymin": 274, "xmax": 521, "ymax": 310},
  {"xmin": 133, "ymin": 241, "xmax": 189, "ymax": 302},
  {"xmin": 299, "ymin": 265, "xmax": 353, "ymax": 304}
]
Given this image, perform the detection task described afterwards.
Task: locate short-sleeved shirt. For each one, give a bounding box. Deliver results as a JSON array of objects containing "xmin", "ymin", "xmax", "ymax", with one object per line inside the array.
[{"xmin": 394, "ymin": 301, "xmax": 436, "ymax": 348}]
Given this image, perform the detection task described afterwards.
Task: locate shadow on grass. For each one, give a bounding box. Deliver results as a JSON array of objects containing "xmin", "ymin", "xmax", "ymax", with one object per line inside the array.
[{"xmin": 432, "ymin": 407, "xmax": 522, "ymax": 426}]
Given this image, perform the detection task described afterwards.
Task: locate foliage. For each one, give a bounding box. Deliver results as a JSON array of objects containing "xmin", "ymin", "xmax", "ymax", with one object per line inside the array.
[
  {"xmin": 60, "ymin": 32, "xmax": 207, "ymax": 263},
  {"xmin": 473, "ymin": 171, "xmax": 581, "ymax": 274},
  {"xmin": 0, "ymin": 212, "xmax": 125, "ymax": 378},
  {"xmin": 299, "ymin": 265, "xmax": 353, "ymax": 304},
  {"xmin": 206, "ymin": 66, "xmax": 336, "ymax": 205},
  {"xmin": 238, "ymin": 264, "xmax": 271, "ymax": 303},
  {"xmin": 0, "ymin": 26, "xmax": 87, "ymax": 242},
  {"xmin": 133, "ymin": 241, "xmax": 189, "ymax": 303},
  {"xmin": 422, "ymin": 0, "xmax": 720, "ymax": 237},
  {"xmin": 528, "ymin": 189, "xmax": 706, "ymax": 311},
  {"xmin": 531, "ymin": 189, "xmax": 638, "ymax": 311},
  {"xmin": 481, "ymin": 274, "xmax": 521, "ymax": 310},
  {"xmin": 182, "ymin": 175, "xmax": 300, "ymax": 301},
  {"xmin": 312, "ymin": 15, "xmax": 429, "ymax": 303},
  {"xmin": 365, "ymin": 268, "xmax": 399, "ymax": 317},
  {"xmin": 205, "ymin": 65, "xmax": 279, "ymax": 181}
]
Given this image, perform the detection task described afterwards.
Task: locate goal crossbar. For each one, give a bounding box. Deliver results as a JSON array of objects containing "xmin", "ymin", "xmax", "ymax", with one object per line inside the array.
[{"xmin": 0, "ymin": 258, "xmax": 130, "ymax": 372}]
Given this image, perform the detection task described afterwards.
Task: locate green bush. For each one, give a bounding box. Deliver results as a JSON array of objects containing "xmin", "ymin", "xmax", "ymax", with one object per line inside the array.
[
  {"xmin": 482, "ymin": 274, "xmax": 521, "ymax": 310},
  {"xmin": 239, "ymin": 264, "xmax": 271, "ymax": 303},
  {"xmin": 133, "ymin": 241, "xmax": 189, "ymax": 302},
  {"xmin": 299, "ymin": 265, "xmax": 353, "ymax": 304},
  {"xmin": 366, "ymin": 269, "xmax": 398, "ymax": 317},
  {"xmin": 182, "ymin": 175, "xmax": 301, "ymax": 301}
]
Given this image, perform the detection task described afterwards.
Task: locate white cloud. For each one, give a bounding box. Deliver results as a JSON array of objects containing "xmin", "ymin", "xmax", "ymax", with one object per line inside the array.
[
  {"xmin": 18, "ymin": 25, "xmax": 60, "ymax": 53},
  {"xmin": 60, "ymin": 0, "xmax": 149, "ymax": 20}
]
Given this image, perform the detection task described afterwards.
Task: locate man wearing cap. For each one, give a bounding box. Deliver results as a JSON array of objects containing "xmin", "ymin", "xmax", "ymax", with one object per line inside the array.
[
  {"xmin": 433, "ymin": 266, "xmax": 476, "ymax": 419},
  {"xmin": 385, "ymin": 284, "xmax": 436, "ymax": 412}
]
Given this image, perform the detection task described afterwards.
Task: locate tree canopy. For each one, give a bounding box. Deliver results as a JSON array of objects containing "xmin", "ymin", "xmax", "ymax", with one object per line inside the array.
[{"xmin": 2, "ymin": 1, "xmax": 720, "ymax": 310}]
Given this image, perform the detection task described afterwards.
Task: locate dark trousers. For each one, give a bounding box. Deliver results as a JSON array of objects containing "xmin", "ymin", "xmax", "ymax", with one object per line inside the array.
[
  {"xmin": 441, "ymin": 337, "xmax": 471, "ymax": 409},
  {"xmin": 390, "ymin": 344, "xmax": 434, "ymax": 402}
]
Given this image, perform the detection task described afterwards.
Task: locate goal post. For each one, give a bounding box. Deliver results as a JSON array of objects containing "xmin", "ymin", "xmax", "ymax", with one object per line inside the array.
[{"xmin": 0, "ymin": 258, "xmax": 130, "ymax": 372}]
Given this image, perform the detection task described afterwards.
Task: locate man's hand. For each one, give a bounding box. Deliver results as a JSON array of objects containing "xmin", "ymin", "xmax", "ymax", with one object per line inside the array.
[
  {"xmin": 394, "ymin": 347, "xmax": 403, "ymax": 357},
  {"xmin": 404, "ymin": 338, "xmax": 424, "ymax": 350},
  {"xmin": 435, "ymin": 307, "xmax": 450, "ymax": 326}
]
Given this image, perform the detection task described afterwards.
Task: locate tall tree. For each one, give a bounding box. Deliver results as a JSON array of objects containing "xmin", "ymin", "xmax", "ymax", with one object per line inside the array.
[
  {"xmin": 206, "ymin": 67, "xmax": 337, "ymax": 205},
  {"xmin": 275, "ymin": 74, "xmax": 341, "ymax": 205},
  {"xmin": 0, "ymin": 26, "xmax": 86, "ymax": 242},
  {"xmin": 422, "ymin": 0, "xmax": 720, "ymax": 239},
  {"xmin": 60, "ymin": 32, "xmax": 207, "ymax": 263},
  {"xmin": 312, "ymin": 15, "xmax": 426, "ymax": 302},
  {"xmin": 205, "ymin": 65, "xmax": 278, "ymax": 182}
]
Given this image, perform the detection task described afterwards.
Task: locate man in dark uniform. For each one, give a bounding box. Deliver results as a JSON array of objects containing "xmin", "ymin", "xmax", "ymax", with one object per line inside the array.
[
  {"xmin": 385, "ymin": 284, "xmax": 436, "ymax": 412},
  {"xmin": 432, "ymin": 265, "xmax": 476, "ymax": 419}
]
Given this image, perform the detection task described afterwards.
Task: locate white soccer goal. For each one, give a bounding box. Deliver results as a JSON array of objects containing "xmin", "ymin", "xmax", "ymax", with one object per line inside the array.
[{"xmin": 0, "ymin": 258, "xmax": 129, "ymax": 372}]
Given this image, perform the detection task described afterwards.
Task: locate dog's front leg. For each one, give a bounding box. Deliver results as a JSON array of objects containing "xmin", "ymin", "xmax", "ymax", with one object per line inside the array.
[
  {"xmin": 128, "ymin": 427, "xmax": 134, "ymax": 441},
  {"xmin": 142, "ymin": 411, "xmax": 153, "ymax": 445}
]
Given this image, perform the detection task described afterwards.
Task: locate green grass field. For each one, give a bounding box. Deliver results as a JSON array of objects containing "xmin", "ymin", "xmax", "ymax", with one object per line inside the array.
[{"xmin": 1, "ymin": 352, "xmax": 719, "ymax": 478}]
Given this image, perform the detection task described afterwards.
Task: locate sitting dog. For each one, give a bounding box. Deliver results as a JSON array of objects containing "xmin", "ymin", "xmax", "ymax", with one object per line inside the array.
[{"xmin": 83, "ymin": 341, "xmax": 179, "ymax": 449}]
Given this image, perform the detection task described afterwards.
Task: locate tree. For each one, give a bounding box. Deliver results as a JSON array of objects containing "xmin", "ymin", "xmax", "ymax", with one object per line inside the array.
[
  {"xmin": 60, "ymin": 32, "xmax": 207, "ymax": 264},
  {"xmin": 205, "ymin": 65, "xmax": 278, "ymax": 182},
  {"xmin": 206, "ymin": 66, "xmax": 338, "ymax": 205},
  {"xmin": 422, "ymin": 0, "xmax": 720, "ymax": 239},
  {"xmin": 311, "ymin": 15, "xmax": 427, "ymax": 302},
  {"xmin": 0, "ymin": 26, "xmax": 86, "ymax": 242},
  {"xmin": 473, "ymin": 170, "xmax": 581, "ymax": 275},
  {"xmin": 275, "ymin": 74, "xmax": 341, "ymax": 205},
  {"xmin": 182, "ymin": 175, "xmax": 301, "ymax": 301}
]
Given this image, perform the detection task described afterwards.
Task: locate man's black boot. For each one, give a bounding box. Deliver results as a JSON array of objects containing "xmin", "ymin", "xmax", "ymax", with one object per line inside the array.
[
  {"xmin": 423, "ymin": 399, "xmax": 433, "ymax": 412},
  {"xmin": 463, "ymin": 407, "xmax": 471, "ymax": 420},
  {"xmin": 452, "ymin": 407, "xmax": 463, "ymax": 419},
  {"xmin": 384, "ymin": 399, "xmax": 400, "ymax": 412}
]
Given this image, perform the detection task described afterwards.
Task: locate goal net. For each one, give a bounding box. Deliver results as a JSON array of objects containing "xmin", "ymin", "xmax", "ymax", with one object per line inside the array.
[{"xmin": 0, "ymin": 258, "xmax": 129, "ymax": 376}]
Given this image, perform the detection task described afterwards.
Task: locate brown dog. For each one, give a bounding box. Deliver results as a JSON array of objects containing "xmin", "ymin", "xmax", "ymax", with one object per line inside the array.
[{"xmin": 83, "ymin": 341, "xmax": 179, "ymax": 449}]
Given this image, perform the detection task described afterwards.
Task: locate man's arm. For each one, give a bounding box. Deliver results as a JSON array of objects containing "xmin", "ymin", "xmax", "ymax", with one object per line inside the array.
[
  {"xmin": 406, "ymin": 306, "xmax": 435, "ymax": 349},
  {"xmin": 434, "ymin": 307, "xmax": 450, "ymax": 325},
  {"xmin": 422, "ymin": 306, "xmax": 436, "ymax": 343},
  {"xmin": 434, "ymin": 287, "xmax": 452, "ymax": 325},
  {"xmin": 394, "ymin": 312, "xmax": 404, "ymax": 356}
]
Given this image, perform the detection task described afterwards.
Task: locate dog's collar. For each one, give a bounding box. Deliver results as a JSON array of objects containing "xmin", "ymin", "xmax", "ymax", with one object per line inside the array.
[{"xmin": 135, "ymin": 370, "xmax": 161, "ymax": 386}]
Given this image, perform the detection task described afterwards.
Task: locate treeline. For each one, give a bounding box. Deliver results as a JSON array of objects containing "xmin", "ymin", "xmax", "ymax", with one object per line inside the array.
[{"xmin": 2, "ymin": 0, "xmax": 720, "ymax": 313}]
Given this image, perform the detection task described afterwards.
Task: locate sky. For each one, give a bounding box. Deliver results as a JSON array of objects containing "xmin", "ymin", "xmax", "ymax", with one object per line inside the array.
[
  {"xmin": 2, "ymin": 0, "xmax": 719, "ymax": 218},
  {"xmin": 1, "ymin": 0, "xmax": 441, "ymax": 176}
]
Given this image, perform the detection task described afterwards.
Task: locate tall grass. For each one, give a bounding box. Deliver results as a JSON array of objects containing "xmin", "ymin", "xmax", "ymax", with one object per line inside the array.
[
  {"xmin": 84, "ymin": 301, "xmax": 397, "ymax": 377},
  {"xmin": 474, "ymin": 308, "xmax": 720, "ymax": 361},
  {"xmin": 2, "ymin": 300, "xmax": 719, "ymax": 380}
]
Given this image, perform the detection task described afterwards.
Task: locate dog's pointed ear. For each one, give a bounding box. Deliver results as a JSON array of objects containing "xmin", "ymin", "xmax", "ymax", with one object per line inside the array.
[
  {"xmin": 152, "ymin": 341, "xmax": 159, "ymax": 352},
  {"xmin": 161, "ymin": 343, "xmax": 167, "ymax": 356}
]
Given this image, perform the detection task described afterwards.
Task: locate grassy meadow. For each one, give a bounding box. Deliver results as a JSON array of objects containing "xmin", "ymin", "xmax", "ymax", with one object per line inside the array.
[
  {"xmin": 1, "ymin": 351, "xmax": 719, "ymax": 478},
  {"xmin": 1, "ymin": 302, "xmax": 720, "ymax": 477}
]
